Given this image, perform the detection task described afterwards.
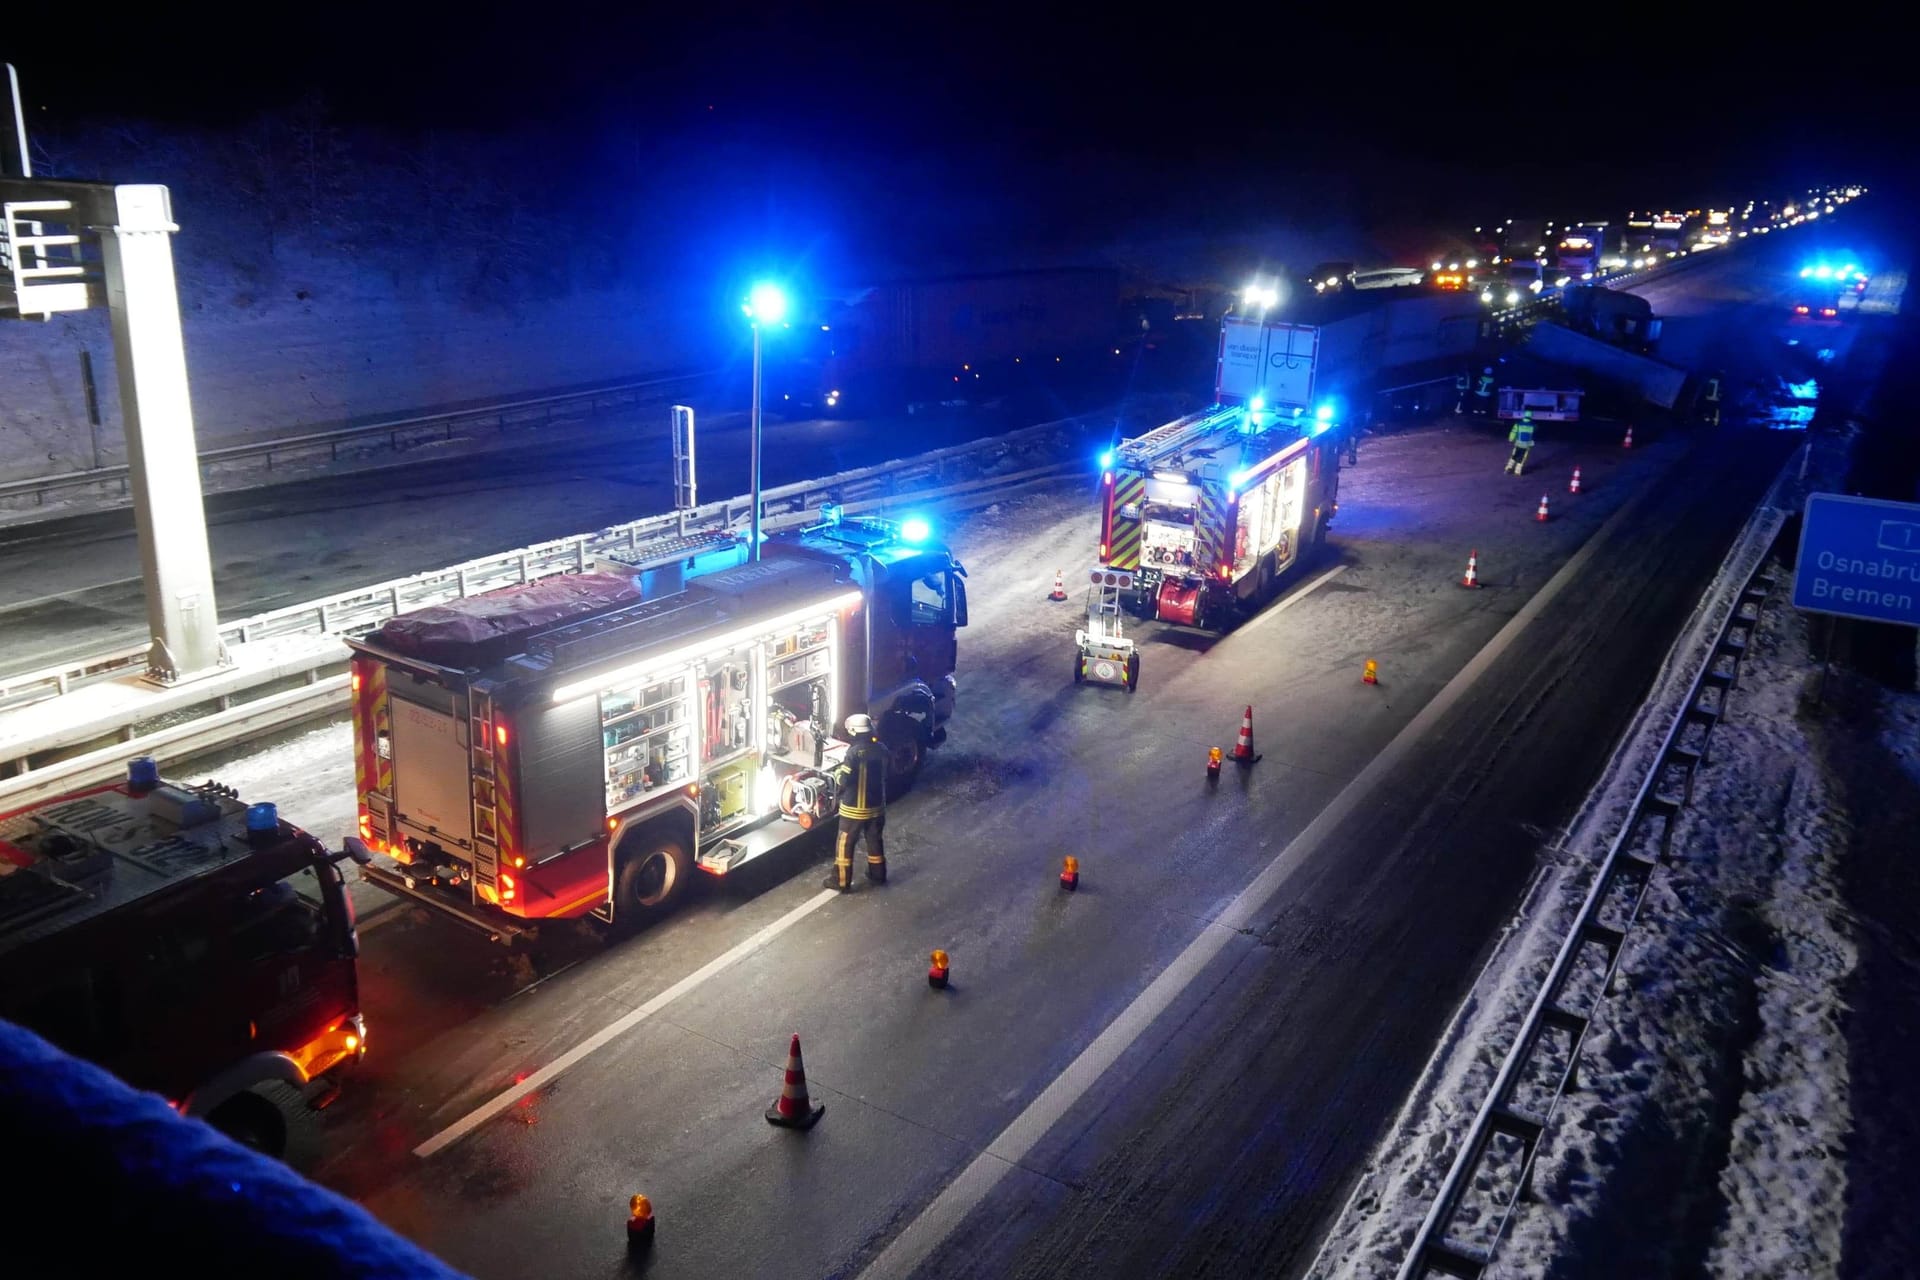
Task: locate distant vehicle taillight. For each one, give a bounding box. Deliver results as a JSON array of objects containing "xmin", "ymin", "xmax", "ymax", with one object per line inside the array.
[
  {"xmin": 1821, "ymin": 307, "xmax": 1838, "ymax": 317},
  {"xmin": 1794, "ymin": 305, "xmax": 1810, "ymax": 315}
]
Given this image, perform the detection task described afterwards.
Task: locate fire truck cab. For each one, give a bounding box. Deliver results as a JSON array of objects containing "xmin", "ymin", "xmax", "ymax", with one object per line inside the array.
[
  {"xmin": 0, "ymin": 759, "xmax": 370, "ymax": 1166},
  {"xmin": 348, "ymin": 513, "xmax": 965, "ymax": 941}
]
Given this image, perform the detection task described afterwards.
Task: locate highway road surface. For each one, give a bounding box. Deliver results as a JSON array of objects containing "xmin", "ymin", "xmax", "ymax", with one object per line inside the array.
[{"xmin": 15, "ymin": 218, "xmax": 1880, "ymax": 1276}]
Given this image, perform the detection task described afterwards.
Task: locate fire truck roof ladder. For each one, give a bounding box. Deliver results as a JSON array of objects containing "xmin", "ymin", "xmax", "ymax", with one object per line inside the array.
[{"xmin": 1117, "ymin": 405, "xmax": 1245, "ymax": 470}]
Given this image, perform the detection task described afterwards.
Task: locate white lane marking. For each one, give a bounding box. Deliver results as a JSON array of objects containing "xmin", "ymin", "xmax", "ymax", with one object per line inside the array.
[
  {"xmin": 1235, "ymin": 564, "xmax": 1347, "ymax": 635},
  {"xmin": 0, "ymin": 575, "xmax": 143, "ymax": 615},
  {"xmin": 857, "ymin": 483, "xmax": 1654, "ymax": 1280},
  {"xmin": 414, "ymin": 888, "xmax": 840, "ymax": 1158}
]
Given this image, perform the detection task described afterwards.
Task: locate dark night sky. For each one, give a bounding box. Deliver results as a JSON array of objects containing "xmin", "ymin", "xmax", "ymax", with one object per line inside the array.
[{"xmin": 11, "ymin": 7, "xmax": 1906, "ymax": 259}]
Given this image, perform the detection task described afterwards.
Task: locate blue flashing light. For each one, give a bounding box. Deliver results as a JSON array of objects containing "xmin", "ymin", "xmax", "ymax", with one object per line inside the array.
[
  {"xmin": 1230, "ymin": 468, "xmax": 1251, "ymax": 487},
  {"xmin": 1315, "ymin": 403, "xmax": 1335, "ymax": 422},
  {"xmin": 899, "ymin": 516, "xmax": 932, "ymax": 545},
  {"xmin": 1799, "ymin": 266, "xmax": 1812, "ymax": 278},
  {"xmin": 127, "ymin": 755, "xmax": 160, "ymax": 790},
  {"xmin": 1099, "ymin": 449, "xmax": 1115, "ymax": 469},
  {"xmin": 245, "ymin": 803, "xmax": 280, "ymax": 835},
  {"xmin": 1249, "ymin": 394, "xmax": 1267, "ymax": 413},
  {"xmin": 1813, "ymin": 265, "xmax": 1833, "ymax": 280},
  {"xmin": 746, "ymin": 281, "xmax": 789, "ymax": 325}
]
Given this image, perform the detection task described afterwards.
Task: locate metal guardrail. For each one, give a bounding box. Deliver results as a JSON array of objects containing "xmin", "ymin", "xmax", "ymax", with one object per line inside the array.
[
  {"xmin": 1395, "ymin": 507, "xmax": 1792, "ymax": 1279},
  {"xmin": 0, "ymin": 414, "xmax": 1087, "ymax": 715},
  {"xmin": 0, "ymin": 368, "xmax": 721, "ymax": 509}
]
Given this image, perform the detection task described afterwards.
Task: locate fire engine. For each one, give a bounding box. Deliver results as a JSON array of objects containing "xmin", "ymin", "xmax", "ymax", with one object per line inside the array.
[
  {"xmin": 0, "ymin": 757, "xmax": 370, "ymax": 1166},
  {"xmin": 1095, "ymin": 400, "xmax": 1342, "ymax": 630},
  {"xmin": 347, "ymin": 511, "xmax": 966, "ymax": 941}
]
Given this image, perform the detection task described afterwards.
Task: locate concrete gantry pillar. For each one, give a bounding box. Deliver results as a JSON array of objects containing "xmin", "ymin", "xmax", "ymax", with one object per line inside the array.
[{"xmin": 95, "ymin": 184, "xmax": 226, "ymax": 682}]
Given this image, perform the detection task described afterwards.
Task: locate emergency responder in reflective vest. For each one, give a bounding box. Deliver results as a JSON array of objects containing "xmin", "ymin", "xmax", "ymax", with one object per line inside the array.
[
  {"xmin": 1505, "ymin": 409, "xmax": 1536, "ymax": 475},
  {"xmin": 828, "ymin": 713, "xmax": 888, "ymax": 890},
  {"xmin": 1454, "ymin": 369, "xmax": 1471, "ymax": 414},
  {"xmin": 1473, "ymin": 367, "xmax": 1495, "ymax": 416}
]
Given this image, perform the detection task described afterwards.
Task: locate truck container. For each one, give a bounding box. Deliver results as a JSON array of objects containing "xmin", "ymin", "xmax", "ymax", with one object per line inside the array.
[
  {"xmin": 1561, "ymin": 285, "xmax": 1661, "ymax": 352},
  {"xmin": 765, "ymin": 267, "xmax": 1122, "ymax": 416},
  {"xmin": 1524, "ymin": 321, "xmax": 1689, "ymax": 409},
  {"xmin": 348, "ymin": 514, "xmax": 966, "ymax": 940},
  {"xmin": 0, "ymin": 759, "xmax": 370, "ymax": 1166}
]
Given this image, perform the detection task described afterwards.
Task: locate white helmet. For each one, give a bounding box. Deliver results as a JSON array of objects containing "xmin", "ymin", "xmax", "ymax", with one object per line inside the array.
[{"xmin": 846, "ymin": 713, "xmax": 874, "ymax": 736}]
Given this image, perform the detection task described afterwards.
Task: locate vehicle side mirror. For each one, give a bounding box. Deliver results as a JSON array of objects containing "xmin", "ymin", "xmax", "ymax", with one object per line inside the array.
[
  {"xmin": 338, "ymin": 836, "xmax": 374, "ymax": 867},
  {"xmin": 950, "ymin": 575, "xmax": 968, "ymax": 628}
]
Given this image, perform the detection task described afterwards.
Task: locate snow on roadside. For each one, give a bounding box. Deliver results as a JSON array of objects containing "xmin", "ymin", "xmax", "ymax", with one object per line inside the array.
[{"xmin": 1307, "ymin": 479, "xmax": 1789, "ymax": 1280}]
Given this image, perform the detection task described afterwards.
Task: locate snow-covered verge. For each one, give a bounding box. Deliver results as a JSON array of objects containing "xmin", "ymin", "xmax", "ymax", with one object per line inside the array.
[{"xmin": 1310, "ymin": 436, "xmax": 1920, "ymax": 1279}]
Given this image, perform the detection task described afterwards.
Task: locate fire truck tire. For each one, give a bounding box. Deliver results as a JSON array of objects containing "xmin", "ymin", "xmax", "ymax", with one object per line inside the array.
[
  {"xmin": 1125, "ymin": 652, "xmax": 1140, "ymax": 692},
  {"xmin": 207, "ymin": 1080, "xmax": 319, "ymax": 1170},
  {"xmin": 881, "ymin": 712, "xmax": 926, "ymax": 788},
  {"xmin": 613, "ymin": 838, "xmax": 692, "ymax": 928}
]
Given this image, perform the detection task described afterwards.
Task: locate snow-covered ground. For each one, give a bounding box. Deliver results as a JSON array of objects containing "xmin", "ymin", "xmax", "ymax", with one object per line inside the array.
[{"xmin": 1311, "ymin": 430, "xmax": 1920, "ymax": 1279}]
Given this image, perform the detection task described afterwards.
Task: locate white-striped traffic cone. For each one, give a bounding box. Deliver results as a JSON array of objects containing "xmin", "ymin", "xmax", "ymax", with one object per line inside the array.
[
  {"xmin": 764, "ymin": 1033, "xmax": 825, "ymax": 1129},
  {"xmin": 1536, "ymin": 494, "xmax": 1550, "ymax": 522},
  {"xmin": 1623, "ymin": 425, "xmax": 1634, "ymax": 449},
  {"xmin": 1048, "ymin": 570, "xmax": 1068, "ymax": 602},
  {"xmin": 1569, "ymin": 467, "xmax": 1582, "ymax": 494},
  {"xmin": 1461, "ymin": 549, "xmax": 1481, "ymax": 588}
]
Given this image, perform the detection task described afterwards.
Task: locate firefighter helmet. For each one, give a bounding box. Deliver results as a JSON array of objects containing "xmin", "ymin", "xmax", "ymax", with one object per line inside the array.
[{"xmin": 846, "ymin": 713, "xmax": 874, "ymax": 736}]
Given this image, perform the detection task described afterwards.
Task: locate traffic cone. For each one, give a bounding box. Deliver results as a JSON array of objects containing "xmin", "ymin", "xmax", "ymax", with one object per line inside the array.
[
  {"xmin": 1623, "ymin": 425, "xmax": 1634, "ymax": 449},
  {"xmin": 928, "ymin": 949, "xmax": 950, "ymax": 990},
  {"xmin": 1569, "ymin": 467, "xmax": 1582, "ymax": 495},
  {"xmin": 1536, "ymin": 494, "xmax": 1550, "ymax": 522},
  {"xmin": 626, "ymin": 1195, "xmax": 655, "ymax": 1252},
  {"xmin": 1461, "ymin": 549, "xmax": 1480, "ymax": 589},
  {"xmin": 1206, "ymin": 746, "xmax": 1222, "ymax": 784},
  {"xmin": 764, "ymin": 1033, "xmax": 825, "ymax": 1129},
  {"xmin": 1060, "ymin": 855, "xmax": 1080, "ymax": 891},
  {"xmin": 1048, "ymin": 570, "xmax": 1068, "ymax": 602},
  {"xmin": 1363, "ymin": 659, "xmax": 1379, "ymax": 685},
  {"xmin": 1230, "ymin": 705, "xmax": 1258, "ymax": 763}
]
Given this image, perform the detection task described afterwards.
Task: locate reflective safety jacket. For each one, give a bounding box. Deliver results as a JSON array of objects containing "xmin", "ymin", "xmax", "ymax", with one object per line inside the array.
[
  {"xmin": 1508, "ymin": 418, "xmax": 1536, "ymax": 448},
  {"xmin": 834, "ymin": 735, "xmax": 889, "ymax": 820},
  {"xmin": 1475, "ymin": 373, "xmax": 1495, "ymax": 397},
  {"xmin": 1455, "ymin": 373, "xmax": 1470, "ymax": 391}
]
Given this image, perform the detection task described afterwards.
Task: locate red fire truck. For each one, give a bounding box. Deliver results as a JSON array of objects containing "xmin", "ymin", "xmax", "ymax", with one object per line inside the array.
[
  {"xmin": 0, "ymin": 758, "xmax": 370, "ymax": 1166},
  {"xmin": 1096, "ymin": 400, "xmax": 1342, "ymax": 630},
  {"xmin": 347, "ymin": 512, "xmax": 966, "ymax": 941}
]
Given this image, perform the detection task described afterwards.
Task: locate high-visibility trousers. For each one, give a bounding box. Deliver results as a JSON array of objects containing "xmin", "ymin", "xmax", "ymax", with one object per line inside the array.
[{"xmin": 833, "ymin": 814, "xmax": 886, "ymax": 886}]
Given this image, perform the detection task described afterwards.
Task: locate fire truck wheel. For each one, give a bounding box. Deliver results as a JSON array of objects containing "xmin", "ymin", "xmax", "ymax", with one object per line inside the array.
[
  {"xmin": 1125, "ymin": 652, "xmax": 1140, "ymax": 692},
  {"xmin": 614, "ymin": 838, "xmax": 692, "ymax": 925},
  {"xmin": 207, "ymin": 1080, "xmax": 319, "ymax": 1170},
  {"xmin": 881, "ymin": 712, "xmax": 926, "ymax": 787}
]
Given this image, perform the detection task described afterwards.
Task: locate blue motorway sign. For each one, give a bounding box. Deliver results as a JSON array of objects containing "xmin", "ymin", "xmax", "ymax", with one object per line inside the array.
[{"xmin": 1792, "ymin": 492, "xmax": 1920, "ymax": 627}]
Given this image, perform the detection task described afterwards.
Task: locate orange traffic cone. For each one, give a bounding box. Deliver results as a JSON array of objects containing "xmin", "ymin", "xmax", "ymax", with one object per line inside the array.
[
  {"xmin": 1536, "ymin": 494, "xmax": 1550, "ymax": 522},
  {"xmin": 1623, "ymin": 425, "xmax": 1634, "ymax": 449},
  {"xmin": 1206, "ymin": 746, "xmax": 1222, "ymax": 784},
  {"xmin": 1363, "ymin": 659, "xmax": 1379, "ymax": 685},
  {"xmin": 1231, "ymin": 706, "xmax": 1261, "ymax": 765},
  {"xmin": 1461, "ymin": 549, "xmax": 1481, "ymax": 589},
  {"xmin": 764, "ymin": 1033, "xmax": 825, "ymax": 1129},
  {"xmin": 626, "ymin": 1195, "xmax": 655, "ymax": 1252},
  {"xmin": 928, "ymin": 949, "xmax": 950, "ymax": 989},
  {"xmin": 1060, "ymin": 855, "xmax": 1080, "ymax": 891},
  {"xmin": 1048, "ymin": 570, "xmax": 1068, "ymax": 602},
  {"xmin": 1569, "ymin": 467, "xmax": 1582, "ymax": 494}
]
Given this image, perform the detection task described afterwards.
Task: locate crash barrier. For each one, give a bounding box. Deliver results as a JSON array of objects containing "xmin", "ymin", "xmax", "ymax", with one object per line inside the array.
[
  {"xmin": 0, "ymin": 448, "xmax": 1078, "ymax": 800},
  {"xmin": 0, "ymin": 368, "xmax": 719, "ymax": 514},
  {"xmin": 0, "ymin": 410, "xmax": 1086, "ymax": 719},
  {"xmin": 1394, "ymin": 471, "xmax": 1795, "ymax": 1279},
  {"xmin": 0, "ymin": 1018, "xmax": 464, "ymax": 1279}
]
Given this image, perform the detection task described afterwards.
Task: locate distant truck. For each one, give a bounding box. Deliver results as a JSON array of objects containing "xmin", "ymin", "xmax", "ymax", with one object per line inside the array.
[
  {"xmin": 1555, "ymin": 227, "xmax": 1607, "ymax": 280},
  {"xmin": 764, "ymin": 267, "xmax": 1121, "ymax": 416},
  {"xmin": 1561, "ymin": 285, "xmax": 1662, "ymax": 353},
  {"xmin": 348, "ymin": 513, "xmax": 967, "ymax": 940},
  {"xmin": 0, "ymin": 760, "xmax": 371, "ymax": 1166}
]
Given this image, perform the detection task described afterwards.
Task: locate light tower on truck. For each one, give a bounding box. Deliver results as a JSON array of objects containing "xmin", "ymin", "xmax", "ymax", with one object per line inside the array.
[{"xmin": 743, "ymin": 281, "xmax": 789, "ymax": 562}]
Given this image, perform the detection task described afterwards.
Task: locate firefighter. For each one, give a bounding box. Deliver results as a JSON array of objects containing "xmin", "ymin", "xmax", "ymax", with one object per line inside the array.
[
  {"xmin": 1454, "ymin": 369, "xmax": 1471, "ymax": 414},
  {"xmin": 1472, "ymin": 366, "xmax": 1495, "ymax": 416},
  {"xmin": 1504, "ymin": 409, "xmax": 1536, "ymax": 475},
  {"xmin": 827, "ymin": 713, "xmax": 888, "ymax": 891}
]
